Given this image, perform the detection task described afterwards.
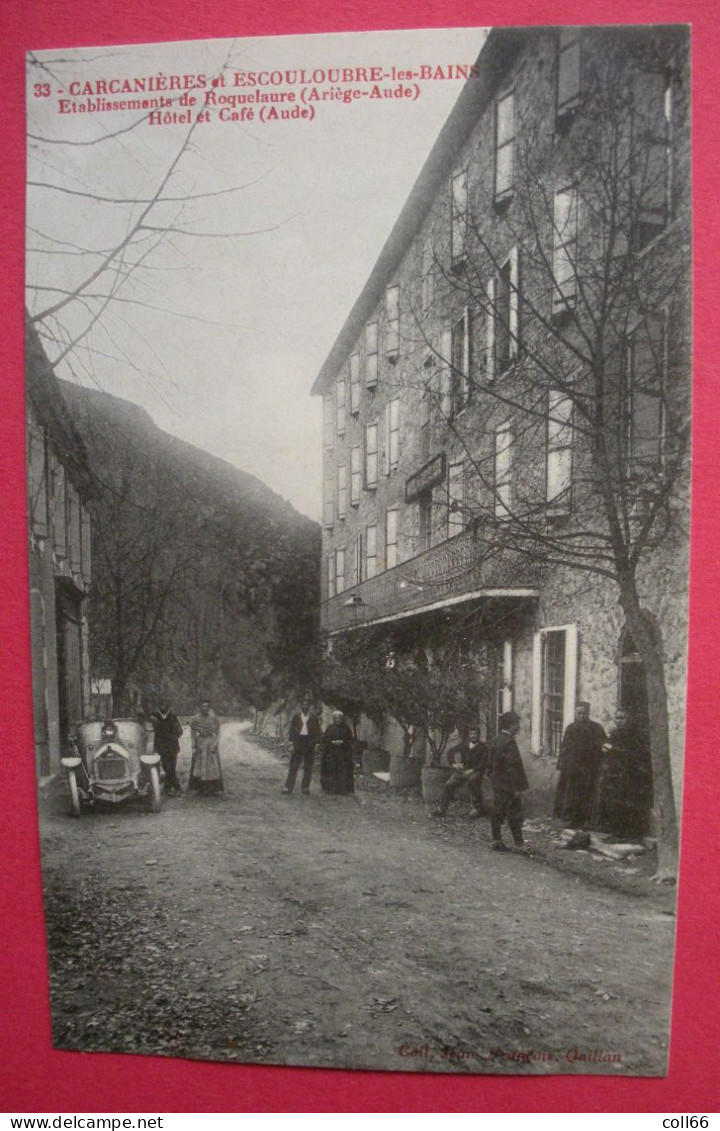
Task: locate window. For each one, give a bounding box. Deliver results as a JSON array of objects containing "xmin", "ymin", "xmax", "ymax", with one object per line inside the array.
[
  {"xmin": 354, "ymin": 532, "xmax": 363, "ymax": 585},
  {"xmin": 337, "ymin": 464, "xmax": 347, "ymax": 520},
  {"xmin": 386, "ymin": 508, "xmax": 399, "ymax": 569},
  {"xmin": 422, "ymin": 242, "xmax": 435, "ymax": 312},
  {"xmin": 419, "ymin": 490, "xmax": 433, "ymax": 551},
  {"xmin": 495, "ymin": 639, "xmax": 514, "ymax": 730},
  {"xmin": 531, "ymin": 625, "xmax": 578, "ymax": 758},
  {"xmin": 386, "ymin": 285, "xmax": 400, "ymax": 357},
  {"xmin": 52, "ymin": 459, "xmax": 67, "ymax": 558},
  {"xmin": 388, "ymin": 398, "xmax": 400, "ymax": 471},
  {"xmin": 633, "ymin": 70, "xmax": 672, "ymax": 247},
  {"xmin": 327, "ymin": 553, "xmax": 336, "ymax": 598},
  {"xmin": 495, "ymin": 89, "xmax": 515, "ymax": 203},
  {"xmin": 420, "ymin": 357, "xmax": 434, "ymax": 457},
  {"xmin": 451, "ymin": 308, "xmax": 471, "ymax": 413},
  {"xmin": 487, "ymin": 248, "xmax": 519, "ymax": 377},
  {"xmin": 451, "ymin": 169, "xmax": 468, "ymax": 264},
  {"xmin": 625, "ymin": 316, "xmax": 666, "ymax": 474},
  {"xmin": 351, "ymin": 446, "xmax": 361, "ymax": 506},
  {"xmin": 323, "ymin": 392, "xmax": 334, "ymax": 448},
  {"xmin": 81, "ymin": 505, "xmax": 92, "ymax": 586},
  {"xmin": 365, "ymin": 422, "xmax": 379, "ymax": 489},
  {"xmin": 494, "ymin": 425, "xmax": 512, "ymax": 519},
  {"xmin": 323, "ymin": 473, "xmax": 334, "ymax": 527},
  {"xmin": 28, "ymin": 422, "xmax": 49, "ymax": 540},
  {"xmin": 547, "ymin": 391, "xmax": 573, "ymax": 513},
  {"xmin": 336, "ymin": 548, "xmax": 346, "ymax": 594},
  {"xmin": 365, "ymin": 322, "xmax": 378, "ymax": 388},
  {"xmin": 556, "ymin": 28, "xmax": 581, "ymax": 119},
  {"xmin": 553, "ymin": 185, "xmax": 579, "ymax": 315},
  {"xmin": 448, "ymin": 460, "xmax": 466, "ymax": 536},
  {"xmin": 350, "ymin": 353, "xmax": 361, "ymax": 414},
  {"xmin": 67, "ymin": 482, "xmax": 82, "ymax": 574},
  {"xmin": 336, "ymin": 378, "xmax": 346, "ymax": 435},
  {"xmin": 366, "ymin": 524, "xmax": 377, "ymax": 579}
]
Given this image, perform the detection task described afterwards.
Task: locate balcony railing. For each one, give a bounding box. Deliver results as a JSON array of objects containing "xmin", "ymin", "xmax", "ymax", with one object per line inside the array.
[{"xmin": 323, "ymin": 526, "xmax": 541, "ymax": 633}]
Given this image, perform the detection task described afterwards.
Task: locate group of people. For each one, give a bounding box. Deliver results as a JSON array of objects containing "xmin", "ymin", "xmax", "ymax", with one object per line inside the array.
[
  {"xmin": 147, "ymin": 693, "xmax": 653, "ymax": 844},
  {"xmin": 554, "ymin": 702, "xmax": 653, "ymax": 840},
  {"xmin": 147, "ymin": 698, "xmax": 224, "ymax": 796},
  {"xmin": 431, "ymin": 712, "xmax": 529, "ymax": 851},
  {"xmin": 431, "ymin": 702, "xmax": 653, "ymax": 850},
  {"xmin": 282, "ymin": 700, "xmax": 355, "ymax": 797}
]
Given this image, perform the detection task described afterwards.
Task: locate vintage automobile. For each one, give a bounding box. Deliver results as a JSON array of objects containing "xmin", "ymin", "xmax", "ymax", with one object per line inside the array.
[{"xmin": 61, "ymin": 718, "xmax": 162, "ymax": 817}]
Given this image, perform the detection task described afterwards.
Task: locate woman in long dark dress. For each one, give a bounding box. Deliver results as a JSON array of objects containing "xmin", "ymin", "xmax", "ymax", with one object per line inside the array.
[
  {"xmin": 320, "ymin": 711, "xmax": 355, "ymax": 795},
  {"xmin": 189, "ymin": 698, "xmax": 224, "ymax": 795},
  {"xmin": 553, "ymin": 701, "xmax": 606, "ymax": 828},
  {"xmin": 590, "ymin": 708, "xmax": 653, "ymax": 839}
]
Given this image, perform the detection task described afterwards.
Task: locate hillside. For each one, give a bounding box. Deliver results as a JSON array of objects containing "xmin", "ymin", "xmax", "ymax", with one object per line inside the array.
[{"xmin": 59, "ymin": 380, "xmax": 321, "ymax": 715}]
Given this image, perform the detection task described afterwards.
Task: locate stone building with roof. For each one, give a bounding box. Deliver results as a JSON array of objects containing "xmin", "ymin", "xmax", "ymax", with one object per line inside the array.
[
  {"xmin": 311, "ymin": 26, "xmax": 691, "ymax": 816},
  {"xmin": 27, "ymin": 319, "xmax": 94, "ymax": 779}
]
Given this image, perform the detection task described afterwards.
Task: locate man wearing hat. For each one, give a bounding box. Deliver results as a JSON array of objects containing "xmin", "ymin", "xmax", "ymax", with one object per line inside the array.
[{"xmin": 488, "ymin": 711, "xmax": 529, "ymax": 851}]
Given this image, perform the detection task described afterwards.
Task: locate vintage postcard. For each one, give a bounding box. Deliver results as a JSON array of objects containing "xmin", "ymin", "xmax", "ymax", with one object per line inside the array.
[{"xmin": 26, "ymin": 25, "xmax": 690, "ymax": 1075}]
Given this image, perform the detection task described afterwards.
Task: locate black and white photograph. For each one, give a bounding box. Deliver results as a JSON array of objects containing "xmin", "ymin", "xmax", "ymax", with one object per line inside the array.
[{"xmin": 25, "ymin": 24, "xmax": 691, "ymax": 1077}]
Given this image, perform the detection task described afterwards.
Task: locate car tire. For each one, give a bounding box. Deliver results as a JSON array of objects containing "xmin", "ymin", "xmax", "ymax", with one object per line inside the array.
[
  {"xmin": 68, "ymin": 770, "xmax": 81, "ymax": 818},
  {"xmin": 149, "ymin": 765, "xmax": 161, "ymax": 813}
]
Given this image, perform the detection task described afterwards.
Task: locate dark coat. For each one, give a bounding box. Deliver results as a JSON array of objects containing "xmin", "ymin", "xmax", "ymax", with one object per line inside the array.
[
  {"xmin": 288, "ymin": 711, "xmax": 322, "ymax": 745},
  {"xmin": 320, "ymin": 721, "xmax": 355, "ymax": 795},
  {"xmin": 488, "ymin": 731, "xmax": 529, "ymax": 793},
  {"xmin": 553, "ymin": 719, "xmax": 606, "ymax": 826},
  {"xmin": 150, "ymin": 711, "xmax": 183, "ymax": 756},
  {"xmin": 591, "ymin": 722, "xmax": 654, "ymax": 837},
  {"xmin": 447, "ymin": 739, "xmax": 489, "ymax": 774}
]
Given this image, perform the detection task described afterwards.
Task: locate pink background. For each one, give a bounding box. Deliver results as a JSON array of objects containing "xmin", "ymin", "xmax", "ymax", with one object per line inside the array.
[{"xmin": 1, "ymin": 0, "xmax": 718, "ymax": 1114}]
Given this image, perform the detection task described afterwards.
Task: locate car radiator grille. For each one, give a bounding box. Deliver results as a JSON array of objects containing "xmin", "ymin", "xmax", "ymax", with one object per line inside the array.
[{"xmin": 95, "ymin": 754, "xmax": 128, "ymax": 781}]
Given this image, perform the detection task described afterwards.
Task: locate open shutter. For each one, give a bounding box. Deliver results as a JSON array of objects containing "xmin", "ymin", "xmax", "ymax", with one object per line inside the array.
[
  {"xmin": 486, "ymin": 277, "xmax": 496, "ymax": 378},
  {"xmin": 440, "ymin": 327, "xmax": 452, "ymax": 418},
  {"xmin": 509, "ymin": 246, "xmax": 520, "ymax": 357}
]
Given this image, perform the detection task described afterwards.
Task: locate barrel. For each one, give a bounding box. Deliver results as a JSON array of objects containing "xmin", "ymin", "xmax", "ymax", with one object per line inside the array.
[
  {"xmin": 389, "ymin": 754, "xmax": 422, "ymax": 788},
  {"xmin": 421, "ymin": 765, "xmax": 454, "ymax": 804},
  {"xmin": 362, "ymin": 747, "xmax": 391, "ymax": 774}
]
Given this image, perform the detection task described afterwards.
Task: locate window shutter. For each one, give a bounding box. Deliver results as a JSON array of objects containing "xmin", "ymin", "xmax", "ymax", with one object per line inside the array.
[
  {"xmin": 509, "ymin": 246, "xmax": 520, "ymax": 355},
  {"xmin": 486, "ymin": 278, "xmax": 496, "ymax": 378},
  {"xmin": 81, "ymin": 505, "xmax": 92, "ymax": 586},
  {"xmin": 530, "ymin": 631, "xmax": 543, "ymax": 754},
  {"xmin": 563, "ymin": 625, "xmax": 578, "ymax": 733},
  {"xmin": 502, "ymin": 640, "xmax": 514, "ymax": 712},
  {"xmin": 384, "ymin": 405, "xmax": 391, "ymax": 476},
  {"xmin": 440, "ymin": 327, "xmax": 452, "ymax": 418}
]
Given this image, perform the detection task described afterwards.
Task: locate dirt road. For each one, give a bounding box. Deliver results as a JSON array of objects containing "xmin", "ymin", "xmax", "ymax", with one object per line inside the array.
[{"xmin": 39, "ymin": 721, "xmax": 675, "ymax": 1075}]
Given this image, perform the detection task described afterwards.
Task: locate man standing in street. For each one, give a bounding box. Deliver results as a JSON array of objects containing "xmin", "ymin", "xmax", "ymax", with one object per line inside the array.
[
  {"xmin": 283, "ymin": 697, "xmax": 322, "ymax": 795},
  {"xmin": 150, "ymin": 699, "xmax": 184, "ymax": 796},
  {"xmin": 488, "ymin": 711, "xmax": 529, "ymax": 851},
  {"xmin": 553, "ymin": 701, "xmax": 607, "ymax": 829},
  {"xmin": 431, "ymin": 727, "xmax": 489, "ymax": 818}
]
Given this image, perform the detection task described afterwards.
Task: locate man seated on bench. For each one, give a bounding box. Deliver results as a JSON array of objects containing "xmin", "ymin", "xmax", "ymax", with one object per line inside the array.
[{"xmin": 431, "ymin": 728, "xmax": 489, "ymax": 818}]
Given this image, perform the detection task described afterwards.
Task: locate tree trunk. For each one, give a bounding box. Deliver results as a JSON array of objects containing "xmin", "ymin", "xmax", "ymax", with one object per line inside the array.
[{"xmin": 618, "ymin": 575, "xmax": 679, "ymax": 880}]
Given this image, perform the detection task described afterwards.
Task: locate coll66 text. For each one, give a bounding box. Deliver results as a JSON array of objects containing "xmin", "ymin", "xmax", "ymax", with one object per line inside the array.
[{"xmin": 662, "ymin": 1119, "xmax": 710, "ymax": 1128}]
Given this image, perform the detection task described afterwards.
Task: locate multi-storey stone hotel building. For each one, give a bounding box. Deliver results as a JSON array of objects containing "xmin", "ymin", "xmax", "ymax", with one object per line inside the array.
[{"xmin": 311, "ymin": 26, "xmax": 690, "ymax": 806}]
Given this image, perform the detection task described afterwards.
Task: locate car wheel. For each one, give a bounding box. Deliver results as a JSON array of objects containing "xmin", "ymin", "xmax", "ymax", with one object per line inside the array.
[
  {"xmin": 68, "ymin": 771, "xmax": 81, "ymax": 818},
  {"xmin": 149, "ymin": 765, "xmax": 161, "ymax": 813}
]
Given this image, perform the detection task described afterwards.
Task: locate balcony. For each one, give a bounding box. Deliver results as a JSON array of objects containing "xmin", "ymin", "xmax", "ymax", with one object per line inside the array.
[{"xmin": 323, "ymin": 526, "xmax": 541, "ymax": 634}]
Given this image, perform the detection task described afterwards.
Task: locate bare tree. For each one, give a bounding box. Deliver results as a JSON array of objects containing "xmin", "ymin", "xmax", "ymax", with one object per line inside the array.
[
  {"xmin": 398, "ymin": 28, "xmax": 690, "ymax": 875},
  {"xmin": 25, "ymin": 45, "xmax": 278, "ymax": 391}
]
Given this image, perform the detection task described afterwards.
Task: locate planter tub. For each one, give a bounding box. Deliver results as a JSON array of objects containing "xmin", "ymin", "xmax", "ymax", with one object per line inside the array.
[
  {"xmin": 421, "ymin": 765, "xmax": 454, "ymax": 805},
  {"xmin": 363, "ymin": 747, "xmax": 391, "ymax": 774},
  {"xmin": 388, "ymin": 754, "xmax": 422, "ymax": 788}
]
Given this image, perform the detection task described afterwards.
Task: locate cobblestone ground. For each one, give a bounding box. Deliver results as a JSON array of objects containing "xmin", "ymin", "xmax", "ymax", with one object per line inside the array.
[{"xmin": 39, "ymin": 722, "xmax": 677, "ymax": 1076}]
